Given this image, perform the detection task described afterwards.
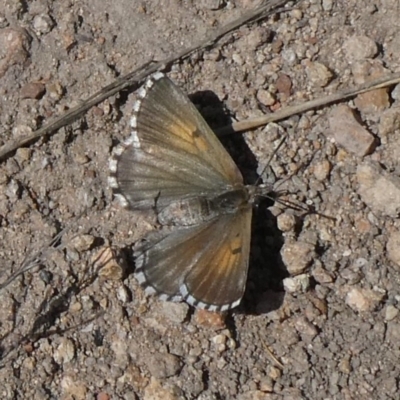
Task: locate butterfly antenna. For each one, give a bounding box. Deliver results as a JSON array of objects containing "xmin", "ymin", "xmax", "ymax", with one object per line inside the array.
[
  {"xmin": 270, "ymin": 191, "xmax": 334, "ymax": 220},
  {"xmin": 254, "ymin": 134, "xmax": 287, "ymax": 187},
  {"xmin": 253, "ymin": 133, "xmax": 335, "ymax": 221}
]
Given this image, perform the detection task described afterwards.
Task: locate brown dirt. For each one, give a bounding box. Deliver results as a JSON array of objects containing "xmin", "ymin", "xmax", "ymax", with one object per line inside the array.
[{"xmin": 1, "ymin": 0, "xmax": 400, "ymax": 399}]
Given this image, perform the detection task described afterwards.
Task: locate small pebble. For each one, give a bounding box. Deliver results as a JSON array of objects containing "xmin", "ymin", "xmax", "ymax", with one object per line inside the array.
[
  {"xmin": 281, "ymin": 241, "xmax": 315, "ymax": 275},
  {"xmin": 391, "ymin": 83, "xmax": 400, "ymax": 100},
  {"xmin": 338, "ymin": 357, "xmax": 352, "ymax": 374},
  {"xmin": 313, "ymin": 159, "xmax": 331, "ymax": 181},
  {"xmin": 143, "ymin": 377, "xmax": 181, "ymax": 400},
  {"xmin": 33, "ymin": 14, "xmax": 54, "ymax": 35},
  {"xmin": 259, "ymin": 377, "xmax": 274, "ymax": 392},
  {"xmin": 69, "ymin": 301, "xmax": 82, "ymax": 313},
  {"xmin": 238, "ymin": 390, "xmax": 270, "ymax": 400},
  {"xmin": 322, "ymin": 0, "xmax": 333, "ymax": 11},
  {"xmin": 232, "ymin": 53, "xmax": 244, "ymax": 66},
  {"xmin": 0, "ymin": 27, "xmax": 31, "ymax": 78},
  {"xmin": 47, "ymin": 81, "xmax": 64, "ymax": 101},
  {"xmin": 277, "ymin": 213, "xmax": 296, "ymax": 232},
  {"xmin": 211, "ymin": 334, "xmax": 227, "ymax": 345},
  {"xmin": 116, "ymin": 285, "xmax": 130, "ymax": 304},
  {"xmin": 354, "ymin": 88, "xmax": 390, "ymax": 115},
  {"xmin": 386, "ymin": 230, "xmax": 400, "ymax": 269},
  {"xmin": 5, "ymin": 179, "xmax": 21, "ymax": 200},
  {"xmin": 53, "ymin": 339, "xmax": 75, "ymax": 364},
  {"xmin": 161, "ymin": 302, "xmax": 189, "ymax": 324},
  {"xmin": 294, "ymin": 316, "xmax": 318, "ymax": 339},
  {"xmin": 96, "ymin": 247, "xmax": 125, "ymax": 280},
  {"xmin": 145, "ymin": 353, "xmax": 181, "ymax": 379},
  {"xmin": 290, "ymin": 9, "xmax": 303, "ymax": 20},
  {"xmin": 343, "ymin": 35, "xmax": 378, "ymax": 62},
  {"xmin": 357, "ymin": 163, "xmax": 400, "ymax": 217},
  {"xmin": 256, "ymin": 89, "xmax": 275, "ymax": 106},
  {"xmin": 275, "ymin": 73, "xmax": 292, "ymax": 99},
  {"xmin": 345, "ymin": 287, "xmax": 385, "ymax": 312},
  {"xmin": 97, "ymin": 392, "xmax": 111, "ymax": 400},
  {"xmin": 312, "ymin": 264, "xmax": 334, "ymax": 284},
  {"xmin": 70, "ymin": 234, "xmax": 95, "ymax": 252},
  {"xmin": 267, "ymin": 365, "xmax": 282, "ymax": 381},
  {"xmin": 193, "ymin": 309, "xmax": 226, "ymax": 330},
  {"xmin": 199, "ymin": 0, "xmax": 225, "ymax": 10},
  {"xmin": 305, "ymin": 61, "xmax": 332, "ymax": 87},
  {"xmin": 39, "ymin": 270, "xmax": 53, "ymax": 284},
  {"xmin": 281, "ymin": 48, "xmax": 297, "ymax": 65},
  {"xmin": 328, "ymin": 105, "xmax": 375, "ymax": 156},
  {"xmin": 379, "ymin": 106, "xmax": 400, "ymax": 136},
  {"xmin": 12, "ymin": 124, "xmax": 33, "ymax": 139},
  {"xmin": 384, "ymin": 305, "xmax": 399, "ymax": 321},
  {"xmin": 20, "ymin": 82, "xmax": 46, "ymax": 99},
  {"xmin": 15, "ymin": 148, "xmax": 32, "ymax": 163},
  {"xmin": 60, "ymin": 376, "xmax": 87, "ymax": 399},
  {"xmin": 283, "ymin": 274, "xmax": 310, "ymax": 293}
]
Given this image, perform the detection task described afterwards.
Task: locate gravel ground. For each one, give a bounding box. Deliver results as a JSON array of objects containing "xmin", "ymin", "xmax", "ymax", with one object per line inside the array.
[{"xmin": 1, "ymin": 0, "xmax": 400, "ymax": 399}]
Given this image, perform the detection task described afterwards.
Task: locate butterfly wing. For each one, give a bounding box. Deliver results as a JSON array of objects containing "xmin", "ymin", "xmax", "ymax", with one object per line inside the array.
[
  {"xmin": 135, "ymin": 205, "xmax": 252, "ymax": 311},
  {"xmin": 109, "ymin": 73, "xmax": 243, "ymax": 210}
]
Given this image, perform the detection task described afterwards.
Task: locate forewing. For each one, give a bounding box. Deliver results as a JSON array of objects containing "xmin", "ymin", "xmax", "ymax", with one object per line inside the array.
[
  {"xmin": 135, "ymin": 206, "xmax": 252, "ymax": 311},
  {"xmin": 109, "ymin": 73, "xmax": 243, "ymax": 210}
]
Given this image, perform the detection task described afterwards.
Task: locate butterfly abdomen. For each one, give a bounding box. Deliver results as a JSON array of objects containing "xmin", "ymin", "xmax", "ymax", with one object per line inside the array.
[
  {"xmin": 157, "ymin": 188, "xmax": 249, "ymax": 226},
  {"xmin": 158, "ymin": 196, "xmax": 220, "ymax": 226}
]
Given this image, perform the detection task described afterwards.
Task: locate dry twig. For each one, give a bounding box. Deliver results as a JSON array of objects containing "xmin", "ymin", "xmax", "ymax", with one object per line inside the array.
[{"xmin": 0, "ymin": 0, "xmax": 292, "ymax": 162}]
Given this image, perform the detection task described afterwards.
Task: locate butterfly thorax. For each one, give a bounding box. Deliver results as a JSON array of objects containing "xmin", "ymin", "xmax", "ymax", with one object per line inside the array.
[
  {"xmin": 157, "ymin": 188, "xmax": 250, "ymax": 226},
  {"xmin": 246, "ymin": 183, "xmax": 275, "ymax": 203}
]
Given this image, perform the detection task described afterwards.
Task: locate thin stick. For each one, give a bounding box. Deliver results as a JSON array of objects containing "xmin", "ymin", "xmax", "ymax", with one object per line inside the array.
[
  {"xmin": 0, "ymin": 0, "xmax": 292, "ymax": 162},
  {"xmin": 254, "ymin": 134, "xmax": 287, "ymax": 186},
  {"xmin": 261, "ymin": 339, "xmax": 284, "ymax": 369},
  {"xmin": 217, "ymin": 72, "xmax": 400, "ymax": 136},
  {"xmin": 0, "ymin": 228, "xmax": 66, "ymax": 290}
]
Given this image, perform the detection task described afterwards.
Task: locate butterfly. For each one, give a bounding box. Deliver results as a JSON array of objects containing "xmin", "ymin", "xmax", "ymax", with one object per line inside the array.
[{"xmin": 108, "ymin": 73, "xmax": 272, "ymax": 312}]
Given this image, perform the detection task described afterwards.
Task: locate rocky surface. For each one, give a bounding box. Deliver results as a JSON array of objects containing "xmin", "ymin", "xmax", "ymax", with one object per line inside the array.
[{"xmin": 1, "ymin": 0, "xmax": 400, "ymax": 399}]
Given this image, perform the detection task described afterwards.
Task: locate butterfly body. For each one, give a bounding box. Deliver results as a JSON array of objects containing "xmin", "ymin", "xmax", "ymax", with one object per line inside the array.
[
  {"xmin": 157, "ymin": 188, "xmax": 250, "ymax": 226},
  {"xmin": 109, "ymin": 73, "xmax": 262, "ymax": 312}
]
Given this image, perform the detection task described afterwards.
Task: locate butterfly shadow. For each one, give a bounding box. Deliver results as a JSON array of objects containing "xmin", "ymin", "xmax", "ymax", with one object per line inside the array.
[
  {"xmin": 243, "ymin": 200, "xmax": 288, "ymax": 315},
  {"xmin": 191, "ymin": 89, "xmax": 288, "ymax": 316}
]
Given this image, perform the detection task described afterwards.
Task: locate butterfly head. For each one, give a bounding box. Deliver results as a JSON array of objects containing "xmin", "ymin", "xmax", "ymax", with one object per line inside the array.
[{"xmin": 247, "ymin": 183, "xmax": 276, "ymax": 204}]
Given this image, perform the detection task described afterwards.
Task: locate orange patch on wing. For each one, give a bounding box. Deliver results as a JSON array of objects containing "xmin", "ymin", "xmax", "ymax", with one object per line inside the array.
[
  {"xmin": 193, "ymin": 134, "xmax": 210, "ymax": 152},
  {"xmin": 230, "ymin": 235, "xmax": 243, "ymax": 254},
  {"xmin": 215, "ymin": 237, "xmax": 242, "ymax": 277}
]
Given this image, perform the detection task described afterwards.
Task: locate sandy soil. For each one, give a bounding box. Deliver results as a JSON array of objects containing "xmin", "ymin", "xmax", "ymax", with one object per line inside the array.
[{"xmin": 1, "ymin": 0, "xmax": 400, "ymax": 399}]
